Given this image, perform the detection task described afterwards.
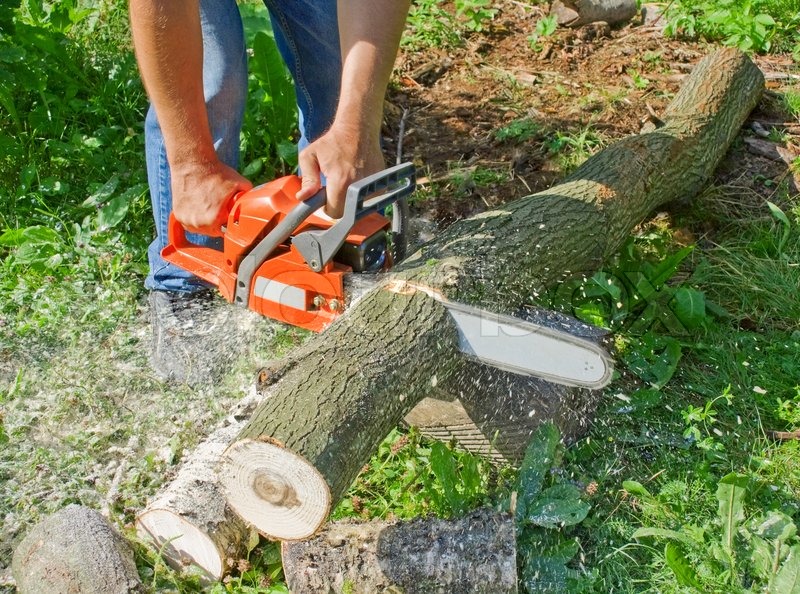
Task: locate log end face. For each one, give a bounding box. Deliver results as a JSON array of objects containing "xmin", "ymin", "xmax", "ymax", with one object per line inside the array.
[
  {"xmin": 136, "ymin": 510, "xmax": 224, "ymax": 583},
  {"xmin": 219, "ymin": 439, "xmax": 331, "ymax": 541}
]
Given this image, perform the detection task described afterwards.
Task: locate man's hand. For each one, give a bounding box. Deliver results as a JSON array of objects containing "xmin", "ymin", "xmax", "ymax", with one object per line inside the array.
[
  {"xmin": 295, "ymin": 0, "xmax": 410, "ymax": 219},
  {"xmin": 295, "ymin": 123, "xmax": 385, "ymax": 218},
  {"xmin": 171, "ymin": 159, "xmax": 253, "ymax": 236}
]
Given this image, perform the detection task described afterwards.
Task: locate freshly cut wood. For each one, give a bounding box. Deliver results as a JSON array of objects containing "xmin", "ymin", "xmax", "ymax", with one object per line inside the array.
[
  {"xmin": 550, "ymin": 0, "xmax": 637, "ymax": 27},
  {"xmin": 281, "ymin": 508, "xmax": 516, "ymax": 594},
  {"xmin": 11, "ymin": 504, "xmax": 143, "ymax": 594},
  {"xmin": 136, "ymin": 389, "xmax": 266, "ymax": 582},
  {"xmin": 219, "ymin": 49, "xmax": 764, "ymax": 541}
]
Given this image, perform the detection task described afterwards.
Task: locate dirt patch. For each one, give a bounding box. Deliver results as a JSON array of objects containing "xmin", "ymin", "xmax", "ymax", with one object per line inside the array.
[{"xmin": 385, "ymin": 1, "xmax": 798, "ymax": 228}]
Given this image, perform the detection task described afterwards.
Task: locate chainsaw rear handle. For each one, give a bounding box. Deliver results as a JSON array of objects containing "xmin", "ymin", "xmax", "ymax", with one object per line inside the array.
[{"xmin": 293, "ymin": 162, "xmax": 416, "ymax": 272}]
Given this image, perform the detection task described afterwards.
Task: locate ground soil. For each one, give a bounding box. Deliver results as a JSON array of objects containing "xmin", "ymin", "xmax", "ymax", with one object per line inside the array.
[{"xmin": 385, "ymin": 1, "xmax": 799, "ymax": 231}]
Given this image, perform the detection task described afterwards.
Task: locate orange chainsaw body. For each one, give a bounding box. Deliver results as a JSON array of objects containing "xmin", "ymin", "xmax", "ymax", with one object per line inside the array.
[{"xmin": 161, "ymin": 175, "xmax": 391, "ymax": 332}]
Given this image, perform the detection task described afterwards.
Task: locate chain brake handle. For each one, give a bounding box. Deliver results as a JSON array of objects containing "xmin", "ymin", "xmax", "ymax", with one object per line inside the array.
[{"xmin": 292, "ymin": 162, "xmax": 416, "ymax": 272}]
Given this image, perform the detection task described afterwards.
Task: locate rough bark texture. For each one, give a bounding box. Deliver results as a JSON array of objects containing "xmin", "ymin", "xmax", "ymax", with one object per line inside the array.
[
  {"xmin": 281, "ymin": 508, "xmax": 516, "ymax": 594},
  {"xmin": 220, "ymin": 49, "xmax": 763, "ymax": 540},
  {"xmin": 11, "ymin": 504, "xmax": 143, "ymax": 594},
  {"xmin": 550, "ymin": 0, "xmax": 638, "ymax": 27},
  {"xmin": 135, "ymin": 389, "xmax": 264, "ymax": 582}
]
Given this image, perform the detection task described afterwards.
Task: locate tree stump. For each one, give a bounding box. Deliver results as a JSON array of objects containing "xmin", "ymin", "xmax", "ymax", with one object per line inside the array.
[
  {"xmin": 281, "ymin": 508, "xmax": 516, "ymax": 594},
  {"xmin": 218, "ymin": 49, "xmax": 764, "ymax": 541},
  {"xmin": 11, "ymin": 505, "xmax": 143, "ymax": 594}
]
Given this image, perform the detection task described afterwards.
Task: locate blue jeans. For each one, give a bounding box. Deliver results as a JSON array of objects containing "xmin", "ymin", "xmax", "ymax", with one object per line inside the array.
[{"xmin": 144, "ymin": 0, "xmax": 341, "ymax": 292}]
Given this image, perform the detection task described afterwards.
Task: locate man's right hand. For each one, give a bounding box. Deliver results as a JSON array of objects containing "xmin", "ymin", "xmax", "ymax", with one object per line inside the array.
[{"xmin": 170, "ymin": 159, "xmax": 253, "ymax": 236}]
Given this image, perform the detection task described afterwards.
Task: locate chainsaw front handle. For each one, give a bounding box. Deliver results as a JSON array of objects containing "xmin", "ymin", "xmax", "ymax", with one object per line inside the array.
[{"xmin": 293, "ymin": 162, "xmax": 416, "ymax": 272}]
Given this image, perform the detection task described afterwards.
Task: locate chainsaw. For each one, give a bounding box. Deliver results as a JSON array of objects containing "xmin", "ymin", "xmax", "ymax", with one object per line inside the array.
[{"xmin": 162, "ymin": 163, "xmax": 614, "ymax": 389}]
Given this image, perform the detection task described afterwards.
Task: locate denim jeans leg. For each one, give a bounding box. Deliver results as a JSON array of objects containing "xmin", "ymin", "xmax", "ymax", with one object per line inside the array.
[
  {"xmin": 144, "ymin": 0, "xmax": 248, "ymax": 293},
  {"xmin": 263, "ymin": 0, "xmax": 342, "ymax": 151}
]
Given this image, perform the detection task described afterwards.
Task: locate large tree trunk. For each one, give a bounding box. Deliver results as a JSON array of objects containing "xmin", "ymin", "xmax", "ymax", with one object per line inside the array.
[
  {"xmin": 281, "ymin": 508, "xmax": 516, "ymax": 594},
  {"xmin": 12, "ymin": 505, "xmax": 143, "ymax": 594},
  {"xmin": 218, "ymin": 49, "xmax": 764, "ymax": 541}
]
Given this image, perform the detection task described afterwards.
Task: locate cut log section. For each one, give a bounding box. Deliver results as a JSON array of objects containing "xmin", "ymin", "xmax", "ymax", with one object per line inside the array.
[
  {"xmin": 550, "ymin": 0, "xmax": 638, "ymax": 27},
  {"xmin": 136, "ymin": 390, "xmax": 266, "ymax": 582},
  {"xmin": 12, "ymin": 504, "xmax": 143, "ymax": 594},
  {"xmin": 281, "ymin": 508, "xmax": 517, "ymax": 594},
  {"xmin": 218, "ymin": 49, "xmax": 764, "ymax": 541}
]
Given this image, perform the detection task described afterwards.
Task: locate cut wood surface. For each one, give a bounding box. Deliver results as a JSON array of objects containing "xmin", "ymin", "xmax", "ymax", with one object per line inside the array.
[
  {"xmin": 218, "ymin": 49, "xmax": 765, "ymax": 541},
  {"xmin": 550, "ymin": 0, "xmax": 638, "ymax": 27},
  {"xmin": 135, "ymin": 388, "xmax": 265, "ymax": 582},
  {"xmin": 11, "ymin": 504, "xmax": 143, "ymax": 594},
  {"xmin": 281, "ymin": 508, "xmax": 517, "ymax": 594}
]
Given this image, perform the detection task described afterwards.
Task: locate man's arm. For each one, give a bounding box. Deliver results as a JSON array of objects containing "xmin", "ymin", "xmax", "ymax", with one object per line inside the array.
[
  {"xmin": 295, "ymin": 0, "xmax": 411, "ymax": 218},
  {"xmin": 129, "ymin": 0, "xmax": 251, "ymax": 234}
]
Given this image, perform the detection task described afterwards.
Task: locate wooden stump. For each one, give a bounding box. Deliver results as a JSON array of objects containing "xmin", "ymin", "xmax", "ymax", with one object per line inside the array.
[
  {"xmin": 281, "ymin": 508, "xmax": 517, "ymax": 594},
  {"xmin": 11, "ymin": 505, "xmax": 143, "ymax": 594}
]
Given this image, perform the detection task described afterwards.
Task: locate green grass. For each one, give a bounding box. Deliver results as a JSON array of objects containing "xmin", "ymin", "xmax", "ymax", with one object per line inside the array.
[
  {"xmin": 664, "ymin": 0, "xmax": 800, "ymax": 54},
  {"xmin": 2, "ymin": 1, "xmax": 800, "ymax": 593}
]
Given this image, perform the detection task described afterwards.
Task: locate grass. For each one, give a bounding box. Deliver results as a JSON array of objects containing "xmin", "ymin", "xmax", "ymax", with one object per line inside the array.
[{"xmin": 2, "ymin": 1, "xmax": 800, "ymax": 593}]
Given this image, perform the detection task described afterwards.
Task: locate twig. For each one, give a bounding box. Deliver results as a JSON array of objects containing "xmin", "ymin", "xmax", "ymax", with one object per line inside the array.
[
  {"xmin": 769, "ymin": 430, "xmax": 800, "ymax": 441},
  {"xmin": 396, "ymin": 107, "xmax": 410, "ymax": 166}
]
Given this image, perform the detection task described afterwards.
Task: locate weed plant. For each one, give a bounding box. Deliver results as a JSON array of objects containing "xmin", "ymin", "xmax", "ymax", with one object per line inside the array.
[{"xmin": 664, "ymin": 0, "xmax": 800, "ymax": 54}]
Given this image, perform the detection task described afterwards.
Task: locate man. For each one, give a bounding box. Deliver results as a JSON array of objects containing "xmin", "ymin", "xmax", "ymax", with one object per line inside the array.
[{"xmin": 129, "ymin": 0, "xmax": 410, "ymax": 383}]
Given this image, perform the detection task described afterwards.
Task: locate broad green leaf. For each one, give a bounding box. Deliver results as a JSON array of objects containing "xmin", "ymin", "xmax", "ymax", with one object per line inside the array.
[
  {"xmin": 664, "ymin": 542, "xmax": 703, "ymax": 588},
  {"xmin": 522, "ymin": 549, "xmax": 581, "ymax": 594},
  {"xmin": 650, "ymin": 246, "xmax": 694, "ymax": 288},
  {"xmin": 671, "ymin": 287, "xmax": 706, "ymax": 330},
  {"xmin": 430, "ymin": 442, "xmax": 463, "ymax": 515},
  {"xmin": 516, "ymin": 422, "xmax": 560, "ymax": 529},
  {"xmin": 622, "ymin": 480, "xmax": 654, "ymax": 500},
  {"xmin": 754, "ymin": 13, "xmax": 776, "ymax": 26},
  {"xmin": 82, "ymin": 175, "xmax": 120, "ymax": 208},
  {"xmin": 756, "ymin": 511, "xmax": 797, "ymax": 543},
  {"xmin": 773, "ymin": 544, "xmax": 800, "ymax": 594},
  {"xmin": 95, "ymin": 194, "xmax": 130, "ymax": 231},
  {"xmin": 716, "ymin": 472, "xmax": 749, "ymax": 555},
  {"xmin": 750, "ymin": 535, "xmax": 774, "ymax": 582},
  {"xmin": 632, "ymin": 527, "xmax": 697, "ymax": 548},
  {"xmin": 526, "ymin": 484, "xmax": 590, "ymax": 528}
]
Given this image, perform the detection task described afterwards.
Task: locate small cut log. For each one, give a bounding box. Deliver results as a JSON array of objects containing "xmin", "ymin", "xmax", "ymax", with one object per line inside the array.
[
  {"xmin": 281, "ymin": 508, "xmax": 517, "ymax": 594},
  {"xmin": 11, "ymin": 504, "xmax": 143, "ymax": 594}
]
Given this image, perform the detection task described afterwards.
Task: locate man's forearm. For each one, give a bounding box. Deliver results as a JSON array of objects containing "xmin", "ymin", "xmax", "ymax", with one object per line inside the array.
[
  {"xmin": 129, "ymin": 0, "xmax": 215, "ymax": 167},
  {"xmin": 335, "ymin": 0, "xmax": 411, "ymax": 137}
]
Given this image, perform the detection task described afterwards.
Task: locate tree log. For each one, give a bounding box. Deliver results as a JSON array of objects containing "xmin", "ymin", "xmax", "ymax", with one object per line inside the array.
[
  {"xmin": 11, "ymin": 504, "xmax": 143, "ymax": 594},
  {"xmin": 135, "ymin": 389, "xmax": 266, "ymax": 582},
  {"xmin": 550, "ymin": 0, "xmax": 637, "ymax": 27},
  {"xmin": 281, "ymin": 508, "xmax": 516, "ymax": 594},
  {"xmin": 218, "ymin": 49, "xmax": 764, "ymax": 541}
]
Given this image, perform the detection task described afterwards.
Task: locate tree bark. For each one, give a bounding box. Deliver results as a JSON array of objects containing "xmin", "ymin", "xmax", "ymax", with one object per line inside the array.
[
  {"xmin": 218, "ymin": 49, "xmax": 764, "ymax": 541},
  {"xmin": 281, "ymin": 508, "xmax": 516, "ymax": 594},
  {"xmin": 550, "ymin": 0, "xmax": 638, "ymax": 27},
  {"xmin": 11, "ymin": 505, "xmax": 143, "ymax": 594}
]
